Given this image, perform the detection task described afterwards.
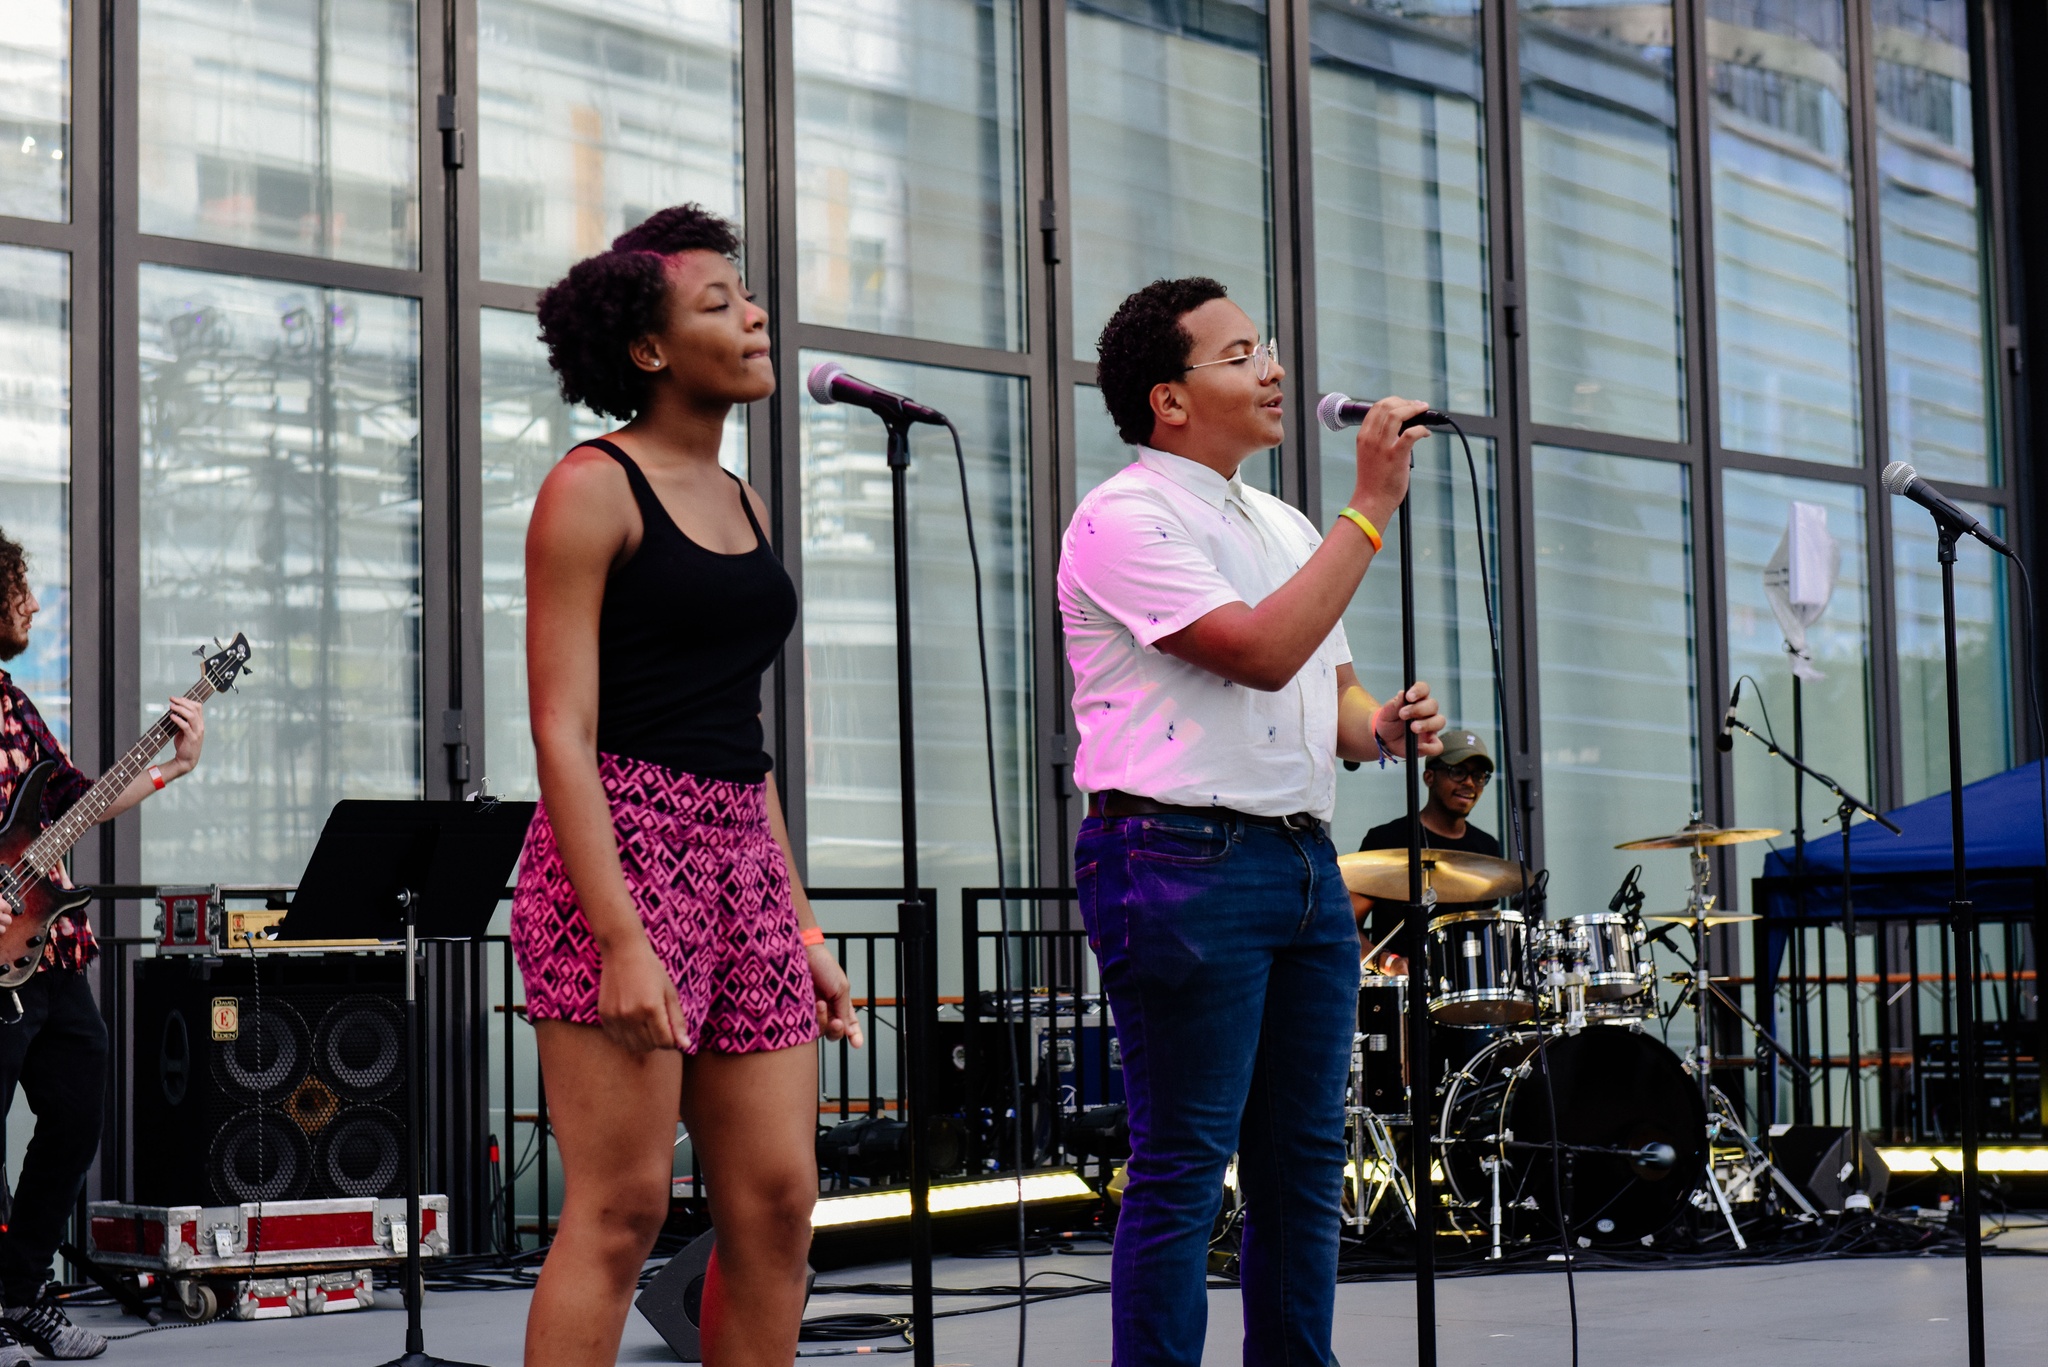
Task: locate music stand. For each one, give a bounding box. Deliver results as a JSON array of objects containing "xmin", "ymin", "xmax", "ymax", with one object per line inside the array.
[{"xmin": 278, "ymin": 799, "xmax": 535, "ymax": 1367}]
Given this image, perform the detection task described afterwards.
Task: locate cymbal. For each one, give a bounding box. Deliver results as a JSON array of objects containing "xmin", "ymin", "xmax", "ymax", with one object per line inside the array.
[
  {"xmin": 1646, "ymin": 912, "xmax": 1761, "ymax": 928},
  {"xmin": 1616, "ymin": 820, "xmax": 1780, "ymax": 851},
  {"xmin": 1337, "ymin": 847, "xmax": 1532, "ymax": 903}
]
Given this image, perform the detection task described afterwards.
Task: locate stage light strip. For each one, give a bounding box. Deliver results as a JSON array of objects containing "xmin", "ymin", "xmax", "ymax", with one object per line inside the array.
[
  {"xmin": 810, "ymin": 1171, "xmax": 1096, "ymax": 1230},
  {"xmin": 1878, "ymin": 1146, "xmax": 2048, "ymax": 1174}
]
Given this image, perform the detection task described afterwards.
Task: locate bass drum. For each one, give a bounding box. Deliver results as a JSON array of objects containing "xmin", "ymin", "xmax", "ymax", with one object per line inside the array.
[{"xmin": 1438, "ymin": 1028, "xmax": 1706, "ymax": 1245}]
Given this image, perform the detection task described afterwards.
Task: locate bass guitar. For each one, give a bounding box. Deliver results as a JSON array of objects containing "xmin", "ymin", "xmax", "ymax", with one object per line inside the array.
[{"xmin": 0, "ymin": 634, "xmax": 251, "ymax": 988}]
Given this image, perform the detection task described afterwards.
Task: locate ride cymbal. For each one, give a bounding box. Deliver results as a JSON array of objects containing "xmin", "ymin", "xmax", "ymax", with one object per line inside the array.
[
  {"xmin": 1646, "ymin": 912, "xmax": 1761, "ymax": 928},
  {"xmin": 1615, "ymin": 820, "xmax": 1779, "ymax": 851},
  {"xmin": 1337, "ymin": 847, "xmax": 1532, "ymax": 903}
]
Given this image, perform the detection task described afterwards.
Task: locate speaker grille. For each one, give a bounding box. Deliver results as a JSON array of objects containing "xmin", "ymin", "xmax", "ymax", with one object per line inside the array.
[
  {"xmin": 318, "ymin": 996, "xmax": 403, "ymax": 1100},
  {"xmin": 208, "ymin": 1109, "xmax": 312, "ymax": 1204},
  {"xmin": 320, "ymin": 1106, "xmax": 405, "ymax": 1197},
  {"xmin": 214, "ymin": 1001, "xmax": 308, "ymax": 1097}
]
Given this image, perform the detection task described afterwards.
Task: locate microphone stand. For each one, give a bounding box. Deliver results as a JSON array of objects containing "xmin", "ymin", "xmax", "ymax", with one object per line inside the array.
[
  {"xmin": 880, "ymin": 413, "xmax": 938, "ymax": 1366},
  {"xmin": 1723, "ymin": 716, "xmax": 1899, "ymax": 1200},
  {"xmin": 1935, "ymin": 523, "xmax": 1987, "ymax": 1367},
  {"xmin": 1397, "ymin": 487, "xmax": 1436, "ymax": 1367}
]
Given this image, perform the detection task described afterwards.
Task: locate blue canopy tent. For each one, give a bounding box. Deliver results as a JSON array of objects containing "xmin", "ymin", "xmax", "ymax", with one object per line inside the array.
[{"xmin": 1747, "ymin": 761, "xmax": 2046, "ymax": 1140}]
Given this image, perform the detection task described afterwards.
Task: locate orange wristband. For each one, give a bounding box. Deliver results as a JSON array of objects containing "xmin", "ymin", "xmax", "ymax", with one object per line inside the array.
[{"xmin": 799, "ymin": 926, "xmax": 826, "ymax": 947}]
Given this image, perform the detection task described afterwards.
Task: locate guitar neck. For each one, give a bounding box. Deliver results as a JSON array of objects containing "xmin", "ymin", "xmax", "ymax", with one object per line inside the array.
[{"xmin": 20, "ymin": 677, "xmax": 216, "ymax": 876}]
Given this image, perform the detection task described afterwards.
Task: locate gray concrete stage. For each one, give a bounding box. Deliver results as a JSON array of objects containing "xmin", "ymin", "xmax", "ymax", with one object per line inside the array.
[{"xmin": 75, "ymin": 1233, "xmax": 2048, "ymax": 1366}]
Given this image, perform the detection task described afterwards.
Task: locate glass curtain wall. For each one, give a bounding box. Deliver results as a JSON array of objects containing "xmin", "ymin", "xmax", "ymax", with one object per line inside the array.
[
  {"xmin": 1308, "ymin": 0, "xmax": 1489, "ymax": 417},
  {"xmin": 793, "ymin": 0, "xmax": 1026, "ymax": 349},
  {"xmin": 476, "ymin": 0, "xmax": 745, "ymax": 287},
  {"xmin": 137, "ymin": 267, "xmax": 424, "ymax": 882},
  {"xmin": 0, "ymin": 248, "xmax": 71, "ymax": 737},
  {"xmin": 1872, "ymin": 0, "xmax": 1994, "ymax": 485},
  {"xmin": 1893, "ymin": 505, "xmax": 2010, "ymax": 801},
  {"xmin": 1, "ymin": 0, "xmax": 69, "ymax": 221},
  {"xmin": 1707, "ymin": 0, "xmax": 1860, "ymax": 465},
  {"xmin": 1533, "ymin": 446, "xmax": 1698, "ymax": 911},
  {"xmin": 138, "ymin": 0, "xmax": 421, "ymax": 268},
  {"xmin": 1519, "ymin": 0, "xmax": 1687, "ymax": 440},
  {"xmin": 798, "ymin": 352, "xmax": 1034, "ymax": 906}
]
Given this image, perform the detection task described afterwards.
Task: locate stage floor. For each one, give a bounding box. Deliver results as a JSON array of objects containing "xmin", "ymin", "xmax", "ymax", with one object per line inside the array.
[{"xmin": 74, "ymin": 1224, "xmax": 2048, "ymax": 1366}]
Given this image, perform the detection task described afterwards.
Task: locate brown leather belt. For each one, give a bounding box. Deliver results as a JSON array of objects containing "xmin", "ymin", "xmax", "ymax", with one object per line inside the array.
[{"xmin": 1087, "ymin": 789, "xmax": 1323, "ymax": 833}]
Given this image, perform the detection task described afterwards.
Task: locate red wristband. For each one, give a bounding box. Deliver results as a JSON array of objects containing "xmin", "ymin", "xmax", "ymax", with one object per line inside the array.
[
  {"xmin": 149, "ymin": 765, "xmax": 166, "ymax": 790},
  {"xmin": 799, "ymin": 926, "xmax": 825, "ymax": 947}
]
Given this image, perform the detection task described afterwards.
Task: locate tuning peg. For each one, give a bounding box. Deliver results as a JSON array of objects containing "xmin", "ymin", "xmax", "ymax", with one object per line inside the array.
[{"xmin": 192, "ymin": 645, "xmax": 207, "ymax": 658}]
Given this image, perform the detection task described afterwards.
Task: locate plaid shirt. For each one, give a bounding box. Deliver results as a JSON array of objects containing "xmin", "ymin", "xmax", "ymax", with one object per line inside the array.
[{"xmin": 0, "ymin": 669, "xmax": 96, "ymax": 971}]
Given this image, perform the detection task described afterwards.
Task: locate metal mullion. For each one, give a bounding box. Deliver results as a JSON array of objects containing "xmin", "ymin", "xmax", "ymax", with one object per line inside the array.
[
  {"xmin": 793, "ymin": 323, "xmax": 1036, "ymax": 377},
  {"xmin": 416, "ymin": 0, "xmax": 459, "ymax": 803},
  {"xmin": 104, "ymin": 0, "xmax": 141, "ymax": 899},
  {"xmin": 763, "ymin": 0, "xmax": 807, "ymax": 873},
  {"xmin": 1967, "ymin": 0, "xmax": 2019, "ymax": 492},
  {"xmin": 1437, "ymin": 410, "xmax": 1509, "ymax": 443},
  {"xmin": 448, "ymin": 0, "xmax": 486, "ymax": 805},
  {"xmin": 1715, "ymin": 449, "xmax": 1875, "ymax": 488},
  {"xmin": 134, "ymin": 234, "xmax": 428, "ymax": 298},
  {"xmin": 0, "ymin": 215, "xmax": 84, "ymax": 253},
  {"xmin": 1267, "ymin": 0, "xmax": 1308, "ymax": 513},
  {"xmin": 1489, "ymin": 0, "xmax": 1544, "ymax": 868},
  {"xmin": 477, "ymin": 281, "xmax": 541, "ymax": 312},
  {"xmin": 1525, "ymin": 424, "xmax": 1696, "ymax": 466}
]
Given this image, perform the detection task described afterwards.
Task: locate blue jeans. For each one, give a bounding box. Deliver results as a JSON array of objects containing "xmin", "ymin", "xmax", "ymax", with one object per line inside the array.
[{"xmin": 1076, "ymin": 812, "xmax": 1358, "ymax": 1367}]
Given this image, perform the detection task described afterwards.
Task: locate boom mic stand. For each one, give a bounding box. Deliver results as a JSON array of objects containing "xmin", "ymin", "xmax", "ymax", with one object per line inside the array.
[
  {"xmin": 1397, "ymin": 487, "xmax": 1437, "ymax": 1367},
  {"xmin": 1722, "ymin": 716, "xmax": 1900, "ymax": 1199}
]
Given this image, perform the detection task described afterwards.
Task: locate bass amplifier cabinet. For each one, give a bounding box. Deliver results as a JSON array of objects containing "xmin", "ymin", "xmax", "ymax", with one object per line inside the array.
[{"xmin": 134, "ymin": 954, "xmax": 408, "ymax": 1207}]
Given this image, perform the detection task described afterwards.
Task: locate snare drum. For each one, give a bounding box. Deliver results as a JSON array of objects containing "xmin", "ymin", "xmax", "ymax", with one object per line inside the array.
[
  {"xmin": 1354, "ymin": 976, "xmax": 1409, "ymax": 1119},
  {"xmin": 1425, "ymin": 908, "xmax": 1535, "ymax": 1027},
  {"xmin": 1562, "ymin": 911, "xmax": 1656, "ymax": 1020}
]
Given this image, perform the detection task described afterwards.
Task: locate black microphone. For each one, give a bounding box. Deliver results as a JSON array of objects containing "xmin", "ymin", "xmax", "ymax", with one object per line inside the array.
[
  {"xmin": 1715, "ymin": 678, "xmax": 1744, "ymax": 753},
  {"xmin": 1882, "ymin": 461, "xmax": 2012, "ymax": 557},
  {"xmin": 806, "ymin": 361, "xmax": 947, "ymax": 426},
  {"xmin": 1633, "ymin": 1142, "xmax": 1678, "ymax": 1172},
  {"xmin": 1607, "ymin": 864, "xmax": 1641, "ymax": 914},
  {"xmin": 1315, "ymin": 392, "xmax": 1452, "ymax": 433}
]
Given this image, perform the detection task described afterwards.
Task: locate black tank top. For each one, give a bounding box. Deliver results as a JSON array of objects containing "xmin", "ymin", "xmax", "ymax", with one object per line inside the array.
[{"xmin": 585, "ymin": 439, "xmax": 797, "ymax": 783}]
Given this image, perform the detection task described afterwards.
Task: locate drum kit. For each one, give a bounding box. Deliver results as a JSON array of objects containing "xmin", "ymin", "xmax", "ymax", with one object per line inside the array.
[{"xmin": 1336, "ymin": 818, "xmax": 1825, "ymax": 1258}]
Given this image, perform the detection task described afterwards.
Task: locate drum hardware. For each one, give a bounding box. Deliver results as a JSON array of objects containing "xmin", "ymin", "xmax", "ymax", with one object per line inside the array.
[{"xmin": 1425, "ymin": 909, "xmax": 1536, "ymax": 1027}]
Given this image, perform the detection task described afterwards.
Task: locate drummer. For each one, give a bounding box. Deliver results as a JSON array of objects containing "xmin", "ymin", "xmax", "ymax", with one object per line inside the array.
[{"xmin": 1353, "ymin": 729, "xmax": 1498, "ymax": 974}]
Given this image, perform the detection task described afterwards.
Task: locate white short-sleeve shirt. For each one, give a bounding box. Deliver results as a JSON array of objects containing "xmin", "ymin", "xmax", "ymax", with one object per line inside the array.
[{"xmin": 1058, "ymin": 446, "xmax": 1351, "ymax": 822}]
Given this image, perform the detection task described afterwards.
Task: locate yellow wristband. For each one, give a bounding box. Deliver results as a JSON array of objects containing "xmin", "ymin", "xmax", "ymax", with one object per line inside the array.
[{"xmin": 1338, "ymin": 507, "xmax": 1383, "ymax": 552}]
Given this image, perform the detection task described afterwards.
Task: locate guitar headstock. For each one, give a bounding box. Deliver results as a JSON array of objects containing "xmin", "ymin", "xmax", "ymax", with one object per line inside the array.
[{"xmin": 198, "ymin": 633, "xmax": 254, "ymax": 693}]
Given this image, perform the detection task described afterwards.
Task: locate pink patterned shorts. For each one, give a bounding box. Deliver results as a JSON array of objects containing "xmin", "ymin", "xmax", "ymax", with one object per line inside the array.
[{"xmin": 510, "ymin": 754, "xmax": 820, "ymax": 1055}]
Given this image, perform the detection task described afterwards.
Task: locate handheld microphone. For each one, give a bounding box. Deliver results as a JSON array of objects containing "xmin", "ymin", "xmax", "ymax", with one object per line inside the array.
[
  {"xmin": 806, "ymin": 361, "xmax": 947, "ymax": 426},
  {"xmin": 1316, "ymin": 392, "xmax": 1451, "ymax": 433},
  {"xmin": 1715, "ymin": 678, "xmax": 1744, "ymax": 753},
  {"xmin": 1881, "ymin": 461, "xmax": 2011, "ymax": 557}
]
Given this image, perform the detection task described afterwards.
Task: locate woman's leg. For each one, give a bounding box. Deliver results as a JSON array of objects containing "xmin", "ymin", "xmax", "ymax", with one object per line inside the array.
[
  {"xmin": 524, "ymin": 1019, "xmax": 682, "ymax": 1367},
  {"xmin": 682, "ymin": 1043, "xmax": 819, "ymax": 1367}
]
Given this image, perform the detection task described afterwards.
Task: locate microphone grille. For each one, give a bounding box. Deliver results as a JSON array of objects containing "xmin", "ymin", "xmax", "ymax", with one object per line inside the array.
[
  {"xmin": 1315, "ymin": 392, "xmax": 1349, "ymax": 433},
  {"xmin": 1880, "ymin": 460, "xmax": 1917, "ymax": 495},
  {"xmin": 805, "ymin": 360, "xmax": 844, "ymax": 406}
]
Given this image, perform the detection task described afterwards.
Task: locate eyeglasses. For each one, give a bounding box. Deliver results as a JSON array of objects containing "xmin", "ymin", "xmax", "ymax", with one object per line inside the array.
[
  {"xmin": 1185, "ymin": 338, "xmax": 1280, "ymax": 383},
  {"xmin": 1431, "ymin": 764, "xmax": 1492, "ymax": 788}
]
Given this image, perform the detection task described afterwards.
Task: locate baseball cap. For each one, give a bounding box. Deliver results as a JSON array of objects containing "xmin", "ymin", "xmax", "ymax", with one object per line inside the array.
[{"xmin": 1430, "ymin": 729, "xmax": 1493, "ymax": 772}]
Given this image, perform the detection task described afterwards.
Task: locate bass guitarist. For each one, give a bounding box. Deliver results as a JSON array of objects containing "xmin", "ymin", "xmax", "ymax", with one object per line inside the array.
[{"xmin": 0, "ymin": 528, "xmax": 205, "ymax": 1361}]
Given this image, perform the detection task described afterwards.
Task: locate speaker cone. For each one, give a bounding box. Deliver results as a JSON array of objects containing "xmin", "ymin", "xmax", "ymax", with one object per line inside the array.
[
  {"xmin": 215, "ymin": 1001, "xmax": 308, "ymax": 1098},
  {"xmin": 209, "ymin": 1109, "xmax": 312, "ymax": 1204},
  {"xmin": 319, "ymin": 1105, "xmax": 404, "ymax": 1197},
  {"xmin": 318, "ymin": 996, "xmax": 403, "ymax": 1099}
]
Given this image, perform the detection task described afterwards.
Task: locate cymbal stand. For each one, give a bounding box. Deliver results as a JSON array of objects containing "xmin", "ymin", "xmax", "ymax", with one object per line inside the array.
[
  {"xmin": 1676, "ymin": 841, "xmax": 1749, "ymax": 1248},
  {"xmin": 1705, "ymin": 1086, "xmax": 1819, "ymax": 1220}
]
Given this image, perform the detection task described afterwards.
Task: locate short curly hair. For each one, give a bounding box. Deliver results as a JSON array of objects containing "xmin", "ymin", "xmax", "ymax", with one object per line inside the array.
[
  {"xmin": 535, "ymin": 205, "xmax": 743, "ymax": 421},
  {"xmin": 1095, "ymin": 277, "xmax": 1232, "ymax": 446},
  {"xmin": 0, "ymin": 528, "xmax": 25, "ymax": 621}
]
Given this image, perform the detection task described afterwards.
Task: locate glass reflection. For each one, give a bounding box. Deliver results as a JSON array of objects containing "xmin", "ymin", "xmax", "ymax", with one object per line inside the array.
[
  {"xmin": 1326, "ymin": 433, "xmax": 1504, "ymax": 848},
  {"xmin": 1874, "ymin": 0, "xmax": 1993, "ymax": 485},
  {"xmin": 1520, "ymin": 0, "xmax": 1686, "ymax": 441},
  {"xmin": 795, "ymin": 0, "xmax": 1026, "ymax": 349},
  {"xmin": 1709, "ymin": 0, "xmax": 1860, "ymax": 464},
  {"xmin": 1721, "ymin": 470, "xmax": 1870, "ymax": 896},
  {"xmin": 477, "ymin": 307, "xmax": 744, "ymax": 801},
  {"xmin": 1894, "ymin": 504, "xmax": 2009, "ymax": 802},
  {"xmin": 0, "ymin": 0, "xmax": 68, "ymax": 222},
  {"xmin": 0, "ymin": 248, "xmax": 70, "ymax": 740},
  {"xmin": 139, "ymin": 0, "xmax": 420, "ymax": 268},
  {"xmin": 799, "ymin": 353, "xmax": 1033, "ymax": 909},
  {"xmin": 1067, "ymin": 0, "xmax": 1273, "ymax": 361},
  {"xmin": 477, "ymin": 0, "xmax": 744, "ymax": 288},
  {"xmin": 1310, "ymin": 0, "xmax": 1488, "ymax": 415},
  {"xmin": 1073, "ymin": 385, "xmax": 1131, "ymax": 501},
  {"xmin": 139, "ymin": 266, "xmax": 422, "ymax": 882},
  {"xmin": 1533, "ymin": 446, "xmax": 1697, "ymax": 911}
]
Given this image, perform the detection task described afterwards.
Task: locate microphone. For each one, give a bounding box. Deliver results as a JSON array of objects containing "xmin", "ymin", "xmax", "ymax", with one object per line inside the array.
[
  {"xmin": 1715, "ymin": 678, "xmax": 1744, "ymax": 753},
  {"xmin": 1632, "ymin": 1142, "xmax": 1678, "ymax": 1172},
  {"xmin": 1882, "ymin": 461, "xmax": 2011, "ymax": 557},
  {"xmin": 806, "ymin": 361, "xmax": 947, "ymax": 426},
  {"xmin": 1316, "ymin": 392, "xmax": 1452, "ymax": 433}
]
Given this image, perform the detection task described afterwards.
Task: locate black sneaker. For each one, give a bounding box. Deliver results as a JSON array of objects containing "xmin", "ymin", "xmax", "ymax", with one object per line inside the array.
[
  {"xmin": 0, "ymin": 1322, "xmax": 30, "ymax": 1367},
  {"xmin": 3, "ymin": 1293, "xmax": 105, "ymax": 1360}
]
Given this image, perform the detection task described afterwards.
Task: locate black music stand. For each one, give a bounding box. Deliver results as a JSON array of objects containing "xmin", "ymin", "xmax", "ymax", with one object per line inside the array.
[{"xmin": 277, "ymin": 798, "xmax": 535, "ymax": 1367}]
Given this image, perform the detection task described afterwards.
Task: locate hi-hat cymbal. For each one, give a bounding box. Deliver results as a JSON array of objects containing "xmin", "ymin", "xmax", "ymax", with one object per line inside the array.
[
  {"xmin": 1646, "ymin": 912, "xmax": 1761, "ymax": 928},
  {"xmin": 1616, "ymin": 820, "xmax": 1780, "ymax": 851},
  {"xmin": 1337, "ymin": 847, "xmax": 1532, "ymax": 903}
]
